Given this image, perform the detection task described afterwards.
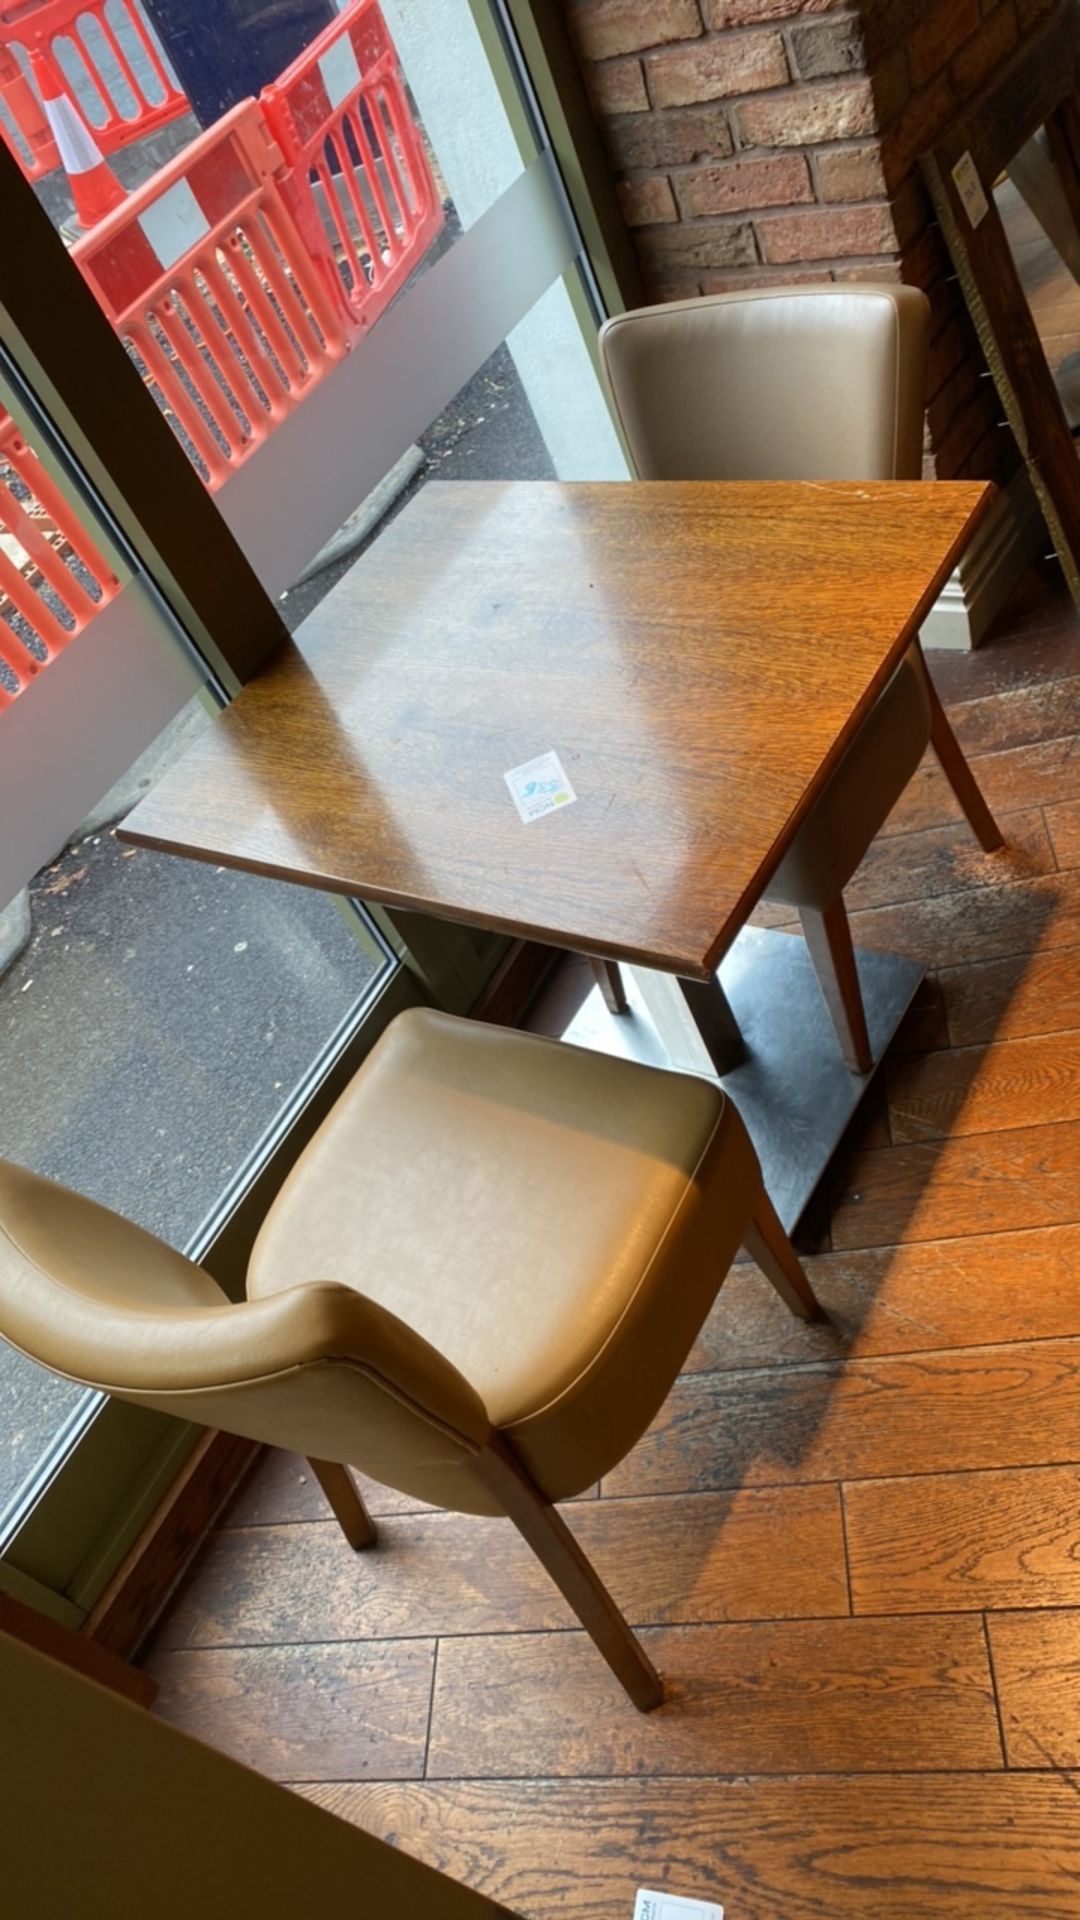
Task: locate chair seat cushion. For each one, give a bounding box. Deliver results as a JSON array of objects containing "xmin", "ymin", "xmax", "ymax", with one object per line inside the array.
[{"xmin": 248, "ymin": 1008, "xmax": 759, "ymax": 1506}]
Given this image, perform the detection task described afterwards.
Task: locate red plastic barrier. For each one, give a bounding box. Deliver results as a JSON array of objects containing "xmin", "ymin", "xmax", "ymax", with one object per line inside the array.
[
  {"xmin": 0, "ymin": 38, "xmax": 58, "ymax": 175},
  {"xmin": 0, "ymin": 412, "xmax": 119, "ymax": 713},
  {"xmin": 72, "ymin": 101, "xmax": 351, "ymax": 488},
  {"xmin": 261, "ymin": 0, "xmax": 443, "ymax": 336},
  {"xmin": 0, "ymin": 0, "xmax": 188, "ymax": 167}
]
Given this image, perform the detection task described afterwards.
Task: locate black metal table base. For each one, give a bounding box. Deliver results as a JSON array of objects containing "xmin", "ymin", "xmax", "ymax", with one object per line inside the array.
[{"xmin": 565, "ymin": 926, "xmax": 924, "ymax": 1232}]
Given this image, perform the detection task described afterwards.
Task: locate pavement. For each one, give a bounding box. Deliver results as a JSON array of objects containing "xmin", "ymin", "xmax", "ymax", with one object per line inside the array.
[{"xmin": 0, "ymin": 321, "xmax": 554, "ymax": 1516}]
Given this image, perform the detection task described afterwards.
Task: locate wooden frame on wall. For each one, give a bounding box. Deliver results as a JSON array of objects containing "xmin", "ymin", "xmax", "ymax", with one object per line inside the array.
[{"xmin": 920, "ymin": 0, "xmax": 1080, "ymax": 607}]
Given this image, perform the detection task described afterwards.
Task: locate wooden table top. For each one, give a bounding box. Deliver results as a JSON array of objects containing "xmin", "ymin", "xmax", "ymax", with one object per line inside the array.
[{"xmin": 120, "ymin": 480, "xmax": 993, "ymax": 978}]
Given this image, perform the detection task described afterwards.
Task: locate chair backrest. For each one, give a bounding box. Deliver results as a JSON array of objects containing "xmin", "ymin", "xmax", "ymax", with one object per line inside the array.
[
  {"xmin": 0, "ymin": 1158, "xmax": 490, "ymax": 1493},
  {"xmin": 599, "ymin": 284, "xmax": 930, "ymax": 484}
]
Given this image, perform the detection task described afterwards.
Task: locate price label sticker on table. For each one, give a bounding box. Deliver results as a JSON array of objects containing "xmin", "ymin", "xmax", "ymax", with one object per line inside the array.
[
  {"xmin": 504, "ymin": 750, "xmax": 577, "ymax": 824},
  {"xmin": 633, "ymin": 1892, "xmax": 723, "ymax": 1920}
]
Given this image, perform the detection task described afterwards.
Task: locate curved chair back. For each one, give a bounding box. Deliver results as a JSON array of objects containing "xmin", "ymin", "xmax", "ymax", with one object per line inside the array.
[
  {"xmin": 0, "ymin": 1158, "xmax": 490, "ymax": 1496},
  {"xmin": 599, "ymin": 284, "xmax": 929, "ymax": 485}
]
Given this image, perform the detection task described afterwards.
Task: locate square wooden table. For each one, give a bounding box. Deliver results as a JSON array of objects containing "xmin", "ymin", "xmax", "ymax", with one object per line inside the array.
[{"xmin": 121, "ymin": 479, "xmax": 993, "ymax": 1223}]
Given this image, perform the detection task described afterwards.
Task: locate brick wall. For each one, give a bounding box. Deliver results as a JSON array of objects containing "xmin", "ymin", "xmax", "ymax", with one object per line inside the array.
[{"xmin": 563, "ymin": 0, "xmax": 1060, "ymax": 481}]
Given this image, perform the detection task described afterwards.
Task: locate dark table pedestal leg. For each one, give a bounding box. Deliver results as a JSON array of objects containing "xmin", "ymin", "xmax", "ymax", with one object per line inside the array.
[
  {"xmin": 564, "ymin": 928, "xmax": 923, "ymax": 1231},
  {"xmin": 626, "ymin": 966, "xmax": 746, "ymax": 1076},
  {"xmin": 678, "ymin": 974, "xmax": 747, "ymax": 1074}
]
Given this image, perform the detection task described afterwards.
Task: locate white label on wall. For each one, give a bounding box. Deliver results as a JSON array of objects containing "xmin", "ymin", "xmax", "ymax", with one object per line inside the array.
[
  {"xmin": 504, "ymin": 750, "xmax": 577, "ymax": 824},
  {"xmin": 952, "ymin": 151, "xmax": 990, "ymax": 229},
  {"xmin": 633, "ymin": 1893, "xmax": 724, "ymax": 1920},
  {"xmin": 138, "ymin": 179, "xmax": 210, "ymax": 270},
  {"xmin": 320, "ymin": 33, "xmax": 362, "ymax": 110}
]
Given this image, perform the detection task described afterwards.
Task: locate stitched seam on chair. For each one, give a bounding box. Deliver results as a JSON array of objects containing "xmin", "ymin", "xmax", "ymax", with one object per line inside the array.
[
  {"xmin": 600, "ymin": 313, "xmax": 641, "ymax": 467},
  {"xmin": 0, "ymin": 1220, "xmax": 484, "ymax": 1445},
  {"xmin": 0, "ymin": 1212, "xmax": 224, "ymax": 1318},
  {"xmin": 502, "ymin": 1095, "xmax": 740, "ymax": 1430},
  {"xmin": 0, "ymin": 1208, "xmax": 488, "ymax": 1451},
  {"xmin": 134, "ymin": 1357, "xmax": 486, "ymax": 1454}
]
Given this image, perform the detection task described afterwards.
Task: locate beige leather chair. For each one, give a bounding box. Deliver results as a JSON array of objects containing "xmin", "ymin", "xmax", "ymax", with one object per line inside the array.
[
  {"xmin": 0, "ymin": 1006, "xmax": 819, "ymax": 1711},
  {"xmin": 598, "ymin": 285, "xmax": 1003, "ymax": 1071}
]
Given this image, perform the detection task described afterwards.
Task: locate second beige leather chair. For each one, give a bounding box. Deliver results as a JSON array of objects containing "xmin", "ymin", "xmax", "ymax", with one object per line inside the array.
[
  {"xmin": 598, "ymin": 285, "xmax": 1002, "ymax": 1071},
  {"xmin": 0, "ymin": 1007, "xmax": 820, "ymax": 1712}
]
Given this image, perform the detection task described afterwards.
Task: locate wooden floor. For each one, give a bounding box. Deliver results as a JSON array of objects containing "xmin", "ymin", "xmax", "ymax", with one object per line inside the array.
[{"xmin": 143, "ymin": 562, "xmax": 1080, "ymax": 1918}]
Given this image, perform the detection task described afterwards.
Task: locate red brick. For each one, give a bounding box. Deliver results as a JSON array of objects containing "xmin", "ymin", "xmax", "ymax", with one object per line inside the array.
[
  {"xmin": 758, "ymin": 202, "xmax": 899, "ymax": 261},
  {"xmin": 605, "ymin": 106, "xmax": 734, "ymax": 168},
  {"xmin": 584, "ymin": 56, "xmax": 649, "ymax": 114},
  {"xmin": 617, "ymin": 174, "xmax": 679, "ymax": 224},
  {"xmin": 704, "ymin": 0, "xmax": 845, "ymax": 21},
  {"xmin": 645, "ymin": 274, "xmax": 706, "ymax": 301},
  {"xmin": 926, "ymin": 312, "xmax": 980, "ymax": 398},
  {"xmin": 899, "ymin": 221, "xmax": 954, "ymax": 297},
  {"xmin": 735, "ymin": 76, "xmax": 875, "ymax": 144},
  {"xmin": 1015, "ymin": 0, "xmax": 1057, "ymax": 27},
  {"xmin": 872, "ymin": 45, "xmax": 912, "ymax": 126},
  {"xmin": 814, "ymin": 142, "xmax": 887, "ymax": 201},
  {"xmin": 648, "ymin": 31, "xmax": 789, "ymax": 108},
  {"xmin": 890, "ymin": 174, "xmax": 932, "ymax": 248},
  {"xmin": 908, "ymin": 0, "xmax": 980, "ymax": 89},
  {"xmin": 922, "ymin": 272, "xmax": 967, "ymax": 342},
  {"xmin": 880, "ymin": 70, "xmax": 954, "ymax": 171},
  {"xmin": 862, "ymin": 0, "xmax": 948, "ymax": 61},
  {"xmin": 951, "ymin": 1, "xmax": 1018, "ymax": 95},
  {"xmin": 637, "ymin": 217, "xmax": 759, "ymax": 271},
  {"xmin": 567, "ymin": 0, "xmax": 702, "ymax": 63},
  {"xmin": 932, "ymin": 383, "xmax": 1003, "ymax": 477},
  {"xmin": 788, "ymin": 15, "xmax": 865, "ymax": 78},
  {"xmin": 926, "ymin": 356, "xmax": 982, "ymax": 443},
  {"xmin": 700, "ymin": 264, "xmax": 831, "ymax": 290},
  {"xmin": 676, "ymin": 151, "xmax": 812, "ymax": 216},
  {"xmin": 832, "ymin": 260, "xmax": 905, "ymax": 282},
  {"xmin": 968, "ymin": 419, "xmax": 1021, "ymax": 488}
]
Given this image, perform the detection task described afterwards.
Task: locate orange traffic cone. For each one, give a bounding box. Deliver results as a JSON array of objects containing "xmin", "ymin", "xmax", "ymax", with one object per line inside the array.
[{"xmin": 31, "ymin": 51, "xmax": 125, "ymax": 231}]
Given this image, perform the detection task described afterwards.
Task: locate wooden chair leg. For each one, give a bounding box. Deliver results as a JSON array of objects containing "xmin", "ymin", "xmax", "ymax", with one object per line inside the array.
[
  {"xmin": 591, "ymin": 957, "xmax": 629, "ymax": 1014},
  {"xmin": 916, "ymin": 647, "xmax": 1004, "ymax": 852},
  {"xmin": 308, "ymin": 1458, "xmax": 377, "ymax": 1549},
  {"xmin": 798, "ymin": 898, "xmax": 873, "ymax": 1074},
  {"xmin": 743, "ymin": 1187, "xmax": 822, "ymax": 1322},
  {"xmin": 473, "ymin": 1434, "xmax": 664, "ymax": 1713}
]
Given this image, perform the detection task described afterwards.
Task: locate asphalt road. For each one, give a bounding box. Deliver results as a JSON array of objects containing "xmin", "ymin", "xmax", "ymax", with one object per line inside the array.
[{"xmin": 0, "ymin": 330, "xmax": 554, "ymax": 1516}]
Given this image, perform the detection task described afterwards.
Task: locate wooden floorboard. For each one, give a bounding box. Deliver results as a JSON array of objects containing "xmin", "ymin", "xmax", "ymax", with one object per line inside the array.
[
  {"xmin": 300, "ymin": 1776, "xmax": 1080, "ymax": 1920},
  {"xmin": 686, "ymin": 1224, "xmax": 1080, "ymax": 1372},
  {"xmin": 224, "ymin": 1451, "xmax": 434, "ymax": 1528},
  {"xmin": 938, "ymin": 943, "xmax": 1080, "ymax": 1044},
  {"xmin": 602, "ymin": 1340, "xmax": 1080, "ymax": 1498},
  {"xmin": 830, "ymin": 1118, "xmax": 1080, "ymax": 1249},
  {"xmin": 141, "ymin": 1639, "xmax": 435, "ymax": 1781},
  {"xmin": 847, "ymin": 807, "xmax": 1055, "ymax": 910},
  {"xmin": 885, "ymin": 1030, "xmax": 1080, "ymax": 1141},
  {"xmin": 986, "ymin": 1609, "xmax": 1080, "ymax": 1768},
  {"xmin": 425, "ymin": 1616, "xmax": 1001, "ymax": 1779},
  {"xmin": 882, "ymin": 735, "xmax": 1080, "ymax": 838},
  {"xmin": 152, "ymin": 1487, "xmax": 848, "ymax": 1649},
  {"xmin": 141, "ymin": 554, "xmax": 1080, "ymax": 1909},
  {"xmin": 1046, "ymin": 799, "xmax": 1080, "ymax": 868},
  {"xmin": 945, "ymin": 672, "xmax": 1080, "ymax": 756},
  {"xmin": 846, "ymin": 870, "xmax": 1080, "ymax": 969},
  {"xmin": 844, "ymin": 1465, "xmax": 1080, "ymax": 1615},
  {"xmin": 929, "ymin": 571, "xmax": 1080, "ymax": 700}
]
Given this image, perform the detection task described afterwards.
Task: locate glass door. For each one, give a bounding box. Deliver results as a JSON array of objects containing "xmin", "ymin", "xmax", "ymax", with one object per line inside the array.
[
  {"xmin": 0, "ymin": 359, "xmax": 420, "ymax": 1619},
  {"xmin": 0, "ymin": 0, "xmax": 624, "ymax": 1617}
]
